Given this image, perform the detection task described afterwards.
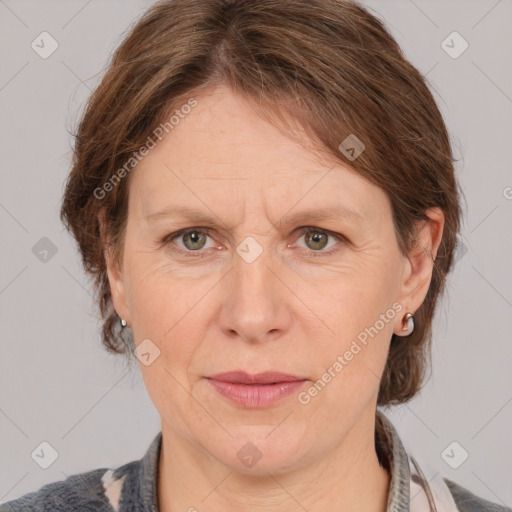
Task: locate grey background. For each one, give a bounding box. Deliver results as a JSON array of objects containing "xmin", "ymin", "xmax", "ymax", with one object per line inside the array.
[{"xmin": 1, "ymin": 0, "xmax": 511, "ymax": 507}]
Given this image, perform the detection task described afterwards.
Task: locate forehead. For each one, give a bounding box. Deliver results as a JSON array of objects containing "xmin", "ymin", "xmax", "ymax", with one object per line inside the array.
[{"xmin": 128, "ymin": 84, "xmax": 386, "ymax": 223}]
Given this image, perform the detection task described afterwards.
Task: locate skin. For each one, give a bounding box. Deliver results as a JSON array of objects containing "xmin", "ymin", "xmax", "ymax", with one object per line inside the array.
[{"xmin": 101, "ymin": 83, "xmax": 444, "ymax": 512}]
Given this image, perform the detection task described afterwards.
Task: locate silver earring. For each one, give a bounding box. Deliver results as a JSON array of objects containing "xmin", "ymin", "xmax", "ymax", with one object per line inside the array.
[
  {"xmin": 399, "ymin": 312, "xmax": 414, "ymax": 337},
  {"xmin": 120, "ymin": 317, "xmax": 127, "ymax": 328}
]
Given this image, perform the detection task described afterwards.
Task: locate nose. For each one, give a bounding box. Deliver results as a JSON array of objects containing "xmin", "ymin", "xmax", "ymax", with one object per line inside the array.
[{"xmin": 218, "ymin": 242, "xmax": 292, "ymax": 344}]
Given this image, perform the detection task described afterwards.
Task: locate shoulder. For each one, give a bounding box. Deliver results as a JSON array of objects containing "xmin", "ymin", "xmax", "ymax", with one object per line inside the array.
[
  {"xmin": 443, "ymin": 477, "xmax": 512, "ymax": 512},
  {"xmin": 0, "ymin": 461, "xmax": 137, "ymax": 512}
]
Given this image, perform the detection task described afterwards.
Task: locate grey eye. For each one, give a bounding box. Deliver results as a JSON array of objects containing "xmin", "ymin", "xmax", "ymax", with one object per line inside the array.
[
  {"xmin": 303, "ymin": 230, "xmax": 329, "ymax": 250},
  {"xmin": 181, "ymin": 230, "xmax": 208, "ymax": 250}
]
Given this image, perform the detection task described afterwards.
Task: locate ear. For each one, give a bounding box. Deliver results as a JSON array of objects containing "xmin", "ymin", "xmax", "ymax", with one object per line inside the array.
[
  {"xmin": 98, "ymin": 208, "xmax": 131, "ymax": 327},
  {"xmin": 394, "ymin": 207, "xmax": 445, "ymax": 335}
]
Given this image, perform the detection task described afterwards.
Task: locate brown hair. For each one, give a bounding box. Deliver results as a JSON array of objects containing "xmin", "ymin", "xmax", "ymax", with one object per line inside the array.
[{"xmin": 60, "ymin": 0, "xmax": 462, "ymax": 407}]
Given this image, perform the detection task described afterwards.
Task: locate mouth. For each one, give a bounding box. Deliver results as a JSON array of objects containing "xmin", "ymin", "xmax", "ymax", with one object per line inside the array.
[{"xmin": 204, "ymin": 371, "xmax": 308, "ymax": 408}]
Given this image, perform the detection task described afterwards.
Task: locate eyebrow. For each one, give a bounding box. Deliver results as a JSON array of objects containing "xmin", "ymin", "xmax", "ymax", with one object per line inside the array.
[
  {"xmin": 144, "ymin": 205, "xmax": 365, "ymax": 227},
  {"xmin": 278, "ymin": 206, "xmax": 365, "ymax": 226}
]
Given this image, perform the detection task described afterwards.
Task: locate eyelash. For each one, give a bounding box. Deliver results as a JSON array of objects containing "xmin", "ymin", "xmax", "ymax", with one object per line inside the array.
[{"xmin": 161, "ymin": 227, "xmax": 346, "ymax": 258}]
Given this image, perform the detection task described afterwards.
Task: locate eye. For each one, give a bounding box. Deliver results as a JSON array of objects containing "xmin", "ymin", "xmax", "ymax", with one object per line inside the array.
[
  {"xmin": 161, "ymin": 226, "xmax": 346, "ymax": 258},
  {"xmin": 164, "ymin": 228, "xmax": 217, "ymax": 255},
  {"xmin": 294, "ymin": 227, "xmax": 345, "ymax": 256}
]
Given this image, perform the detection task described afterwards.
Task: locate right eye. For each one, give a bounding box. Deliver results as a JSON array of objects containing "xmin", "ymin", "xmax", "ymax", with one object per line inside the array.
[{"xmin": 163, "ymin": 228, "xmax": 217, "ymax": 255}]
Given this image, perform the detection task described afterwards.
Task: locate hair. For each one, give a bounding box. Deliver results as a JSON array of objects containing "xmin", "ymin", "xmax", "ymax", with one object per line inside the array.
[{"xmin": 60, "ymin": 0, "xmax": 462, "ymax": 412}]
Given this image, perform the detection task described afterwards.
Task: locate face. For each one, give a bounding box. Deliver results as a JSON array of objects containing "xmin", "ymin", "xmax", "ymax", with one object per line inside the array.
[{"xmin": 104, "ymin": 83, "xmax": 443, "ymax": 473}]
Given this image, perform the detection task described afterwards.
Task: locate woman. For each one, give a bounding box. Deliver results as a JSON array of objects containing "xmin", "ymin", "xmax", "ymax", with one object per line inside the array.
[{"xmin": 1, "ymin": 0, "xmax": 509, "ymax": 511}]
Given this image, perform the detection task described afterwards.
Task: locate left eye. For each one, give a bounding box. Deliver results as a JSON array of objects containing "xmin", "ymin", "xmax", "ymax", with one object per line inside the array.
[{"xmin": 294, "ymin": 227, "xmax": 344, "ymax": 255}]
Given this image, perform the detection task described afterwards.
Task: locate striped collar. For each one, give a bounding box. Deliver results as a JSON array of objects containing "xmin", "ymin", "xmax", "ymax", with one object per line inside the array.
[{"xmin": 376, "ymin": 409, "xmax": 411, "ymax": 511}]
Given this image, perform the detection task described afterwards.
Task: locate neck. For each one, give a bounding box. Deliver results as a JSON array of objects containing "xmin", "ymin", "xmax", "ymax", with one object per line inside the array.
[{"xmin": 158, "ymin": 409, "xmax": 390, "ymax": 512}]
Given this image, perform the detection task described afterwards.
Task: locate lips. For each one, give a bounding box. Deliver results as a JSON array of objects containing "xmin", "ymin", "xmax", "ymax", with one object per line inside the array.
[
  {"xmin": 207, "ymin": 371, "xmax": 307, "ymax": 385},
  {"xmin": 205, "ymin": 371, "xmax": 308, "ymax": 408}
]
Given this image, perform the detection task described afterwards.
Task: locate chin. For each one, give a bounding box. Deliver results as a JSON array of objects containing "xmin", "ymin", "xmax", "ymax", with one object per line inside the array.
[{"xmin": 206, "ymin": 426, "xmax": 309, "ymax": 475}]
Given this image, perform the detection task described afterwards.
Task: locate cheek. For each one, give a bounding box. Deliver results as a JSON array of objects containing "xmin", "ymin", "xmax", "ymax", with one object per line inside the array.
[
  {"xmin": 128, "ymin": 267, "xmax": 205, "ymax": 432},
  {"xmin": 298, "ymin": 252, "xmax": 402, "ymax": 402},
  {"xmin": 305, "ymin": 254, "xmax": 400, "ymax": 346},
  {"xmin": 125, "ymin": 258, "xmax": 204, "ymax": 365}
]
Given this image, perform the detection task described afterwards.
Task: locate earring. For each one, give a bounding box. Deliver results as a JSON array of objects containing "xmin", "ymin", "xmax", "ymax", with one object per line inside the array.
[
  {"xmin": 399, "ymin": 312, "xmax": 414, "ymax": 337},
  {"xmin": 120, "ymin": 317, "xmax": 127, "ymax": 328}
]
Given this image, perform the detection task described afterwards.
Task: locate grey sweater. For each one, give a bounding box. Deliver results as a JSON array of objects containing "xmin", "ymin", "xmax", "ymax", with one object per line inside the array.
[{"xmin": 1, "ymin": 411, "xmax": 510, "ymax": 511}]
